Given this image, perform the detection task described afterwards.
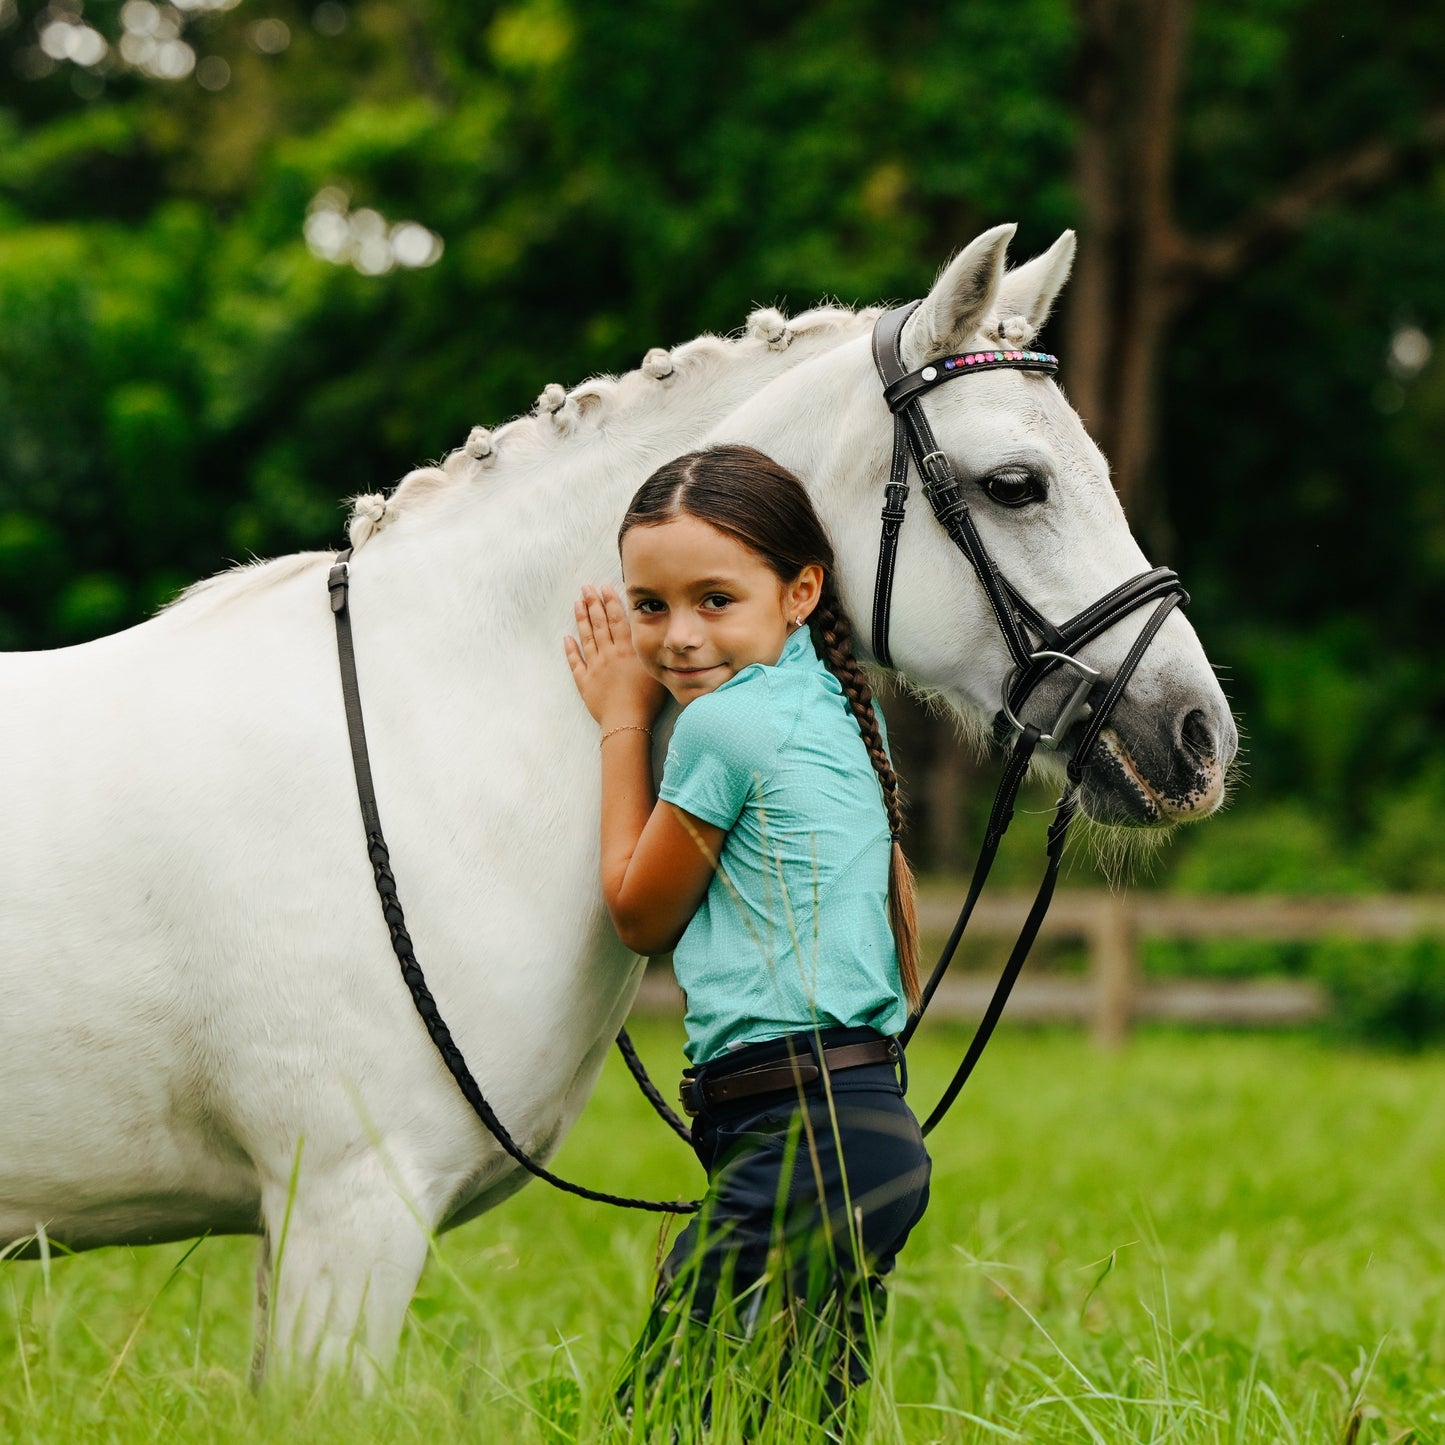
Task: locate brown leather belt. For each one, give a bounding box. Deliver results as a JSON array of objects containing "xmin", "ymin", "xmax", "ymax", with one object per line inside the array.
[{"xmin": 679, "ymin": 1037, "xmax": 900, "ymax": 1117}]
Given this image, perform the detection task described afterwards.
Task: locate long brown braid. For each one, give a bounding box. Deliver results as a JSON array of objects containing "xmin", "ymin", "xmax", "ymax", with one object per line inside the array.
[
  {"xmin": 619, "ymin": 443, "xmax": 923, "ymax": 1012},
  {"xmin": 809, "ymin": 588, "xmax": 922, "ymax": 1012}
]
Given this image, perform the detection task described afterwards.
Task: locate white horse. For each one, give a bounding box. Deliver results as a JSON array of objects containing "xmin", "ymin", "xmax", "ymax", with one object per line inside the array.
[{"xmin": 0, "ymin": 225, "xmax": 1236, "ymax": 1379}]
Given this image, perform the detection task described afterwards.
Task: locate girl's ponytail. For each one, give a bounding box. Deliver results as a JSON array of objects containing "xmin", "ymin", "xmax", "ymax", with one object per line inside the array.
[{"xmin": 810, "ymin": 591, "xmax": 922, "ymax": 1014}]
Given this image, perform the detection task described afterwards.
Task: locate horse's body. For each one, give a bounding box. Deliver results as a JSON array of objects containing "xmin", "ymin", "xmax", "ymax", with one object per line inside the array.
[{"xmin": 0, "ymin": 228, "xmax": 1236, "ymax": 1377}]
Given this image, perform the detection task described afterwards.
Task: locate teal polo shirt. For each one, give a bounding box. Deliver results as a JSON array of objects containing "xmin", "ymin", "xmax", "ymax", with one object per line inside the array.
[{"xmin": 657, "ymin": 625, "xmax": 908, "ymax": 1064}]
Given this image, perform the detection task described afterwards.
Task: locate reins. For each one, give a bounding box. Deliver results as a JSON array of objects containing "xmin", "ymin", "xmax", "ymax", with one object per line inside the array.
[
  {"xmin": 868, "ymin": 300, "xmax": 1186, "ymax": 1131},
  {"xmin": 329, "ymin": 550, "xmax": 700, "ymax": 1214},
  {"xmin": 326, "ymin": 301, "xmax": 1188, "ymax": 1211}
]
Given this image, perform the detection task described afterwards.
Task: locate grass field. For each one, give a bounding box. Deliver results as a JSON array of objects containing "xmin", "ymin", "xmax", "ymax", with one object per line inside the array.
[{"xmin": 3, "ymin": 1023, "xmax": 1443, "ymax": 1443}]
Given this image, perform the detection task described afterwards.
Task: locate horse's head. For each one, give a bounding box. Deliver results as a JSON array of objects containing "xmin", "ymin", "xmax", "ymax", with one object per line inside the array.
[{"xmin": 802, "ymin": 224, "xmax": 1237, "ymax": 828}]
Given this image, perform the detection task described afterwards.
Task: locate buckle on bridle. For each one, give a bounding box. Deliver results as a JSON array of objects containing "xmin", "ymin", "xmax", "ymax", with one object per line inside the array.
[
  {"xmin": 1000, "ymin": 650, "xmax": 1102, "ymax": 750},
  {"xmin": 919, "ymin": 450, "xmax": 953, "ymax": 491},
  {"xmin": 327, "ymin": 559, "xmax": 351, "ymax": 613}
]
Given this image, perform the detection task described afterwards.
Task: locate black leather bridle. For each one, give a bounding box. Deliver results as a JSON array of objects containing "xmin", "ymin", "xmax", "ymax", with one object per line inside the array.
[
  {"xmin": 869, "ymin": 300, "xmax": 1186, "ymax": 749},
  {"xmin": 326, "ymin": 303, "xmax": 1195, "ymax": 1212},
  {"xmin": 869, "ymin": 301, "xmax": 1188, "ymax": 1126}
]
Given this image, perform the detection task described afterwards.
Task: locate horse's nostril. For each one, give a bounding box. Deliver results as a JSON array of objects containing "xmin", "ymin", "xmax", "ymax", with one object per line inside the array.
[{"xmin": 1179, "ymin": 708, "xmax": 1214, "ymax": 761}]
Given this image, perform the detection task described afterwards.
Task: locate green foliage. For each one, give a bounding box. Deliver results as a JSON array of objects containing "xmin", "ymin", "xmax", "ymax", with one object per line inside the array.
[
  {"xmin": 1365, "ymin": 761, "xmax": 1445, "ymax": 893},
  {"xmin": 1126, "ymin": 804, "xmax": 1445, "ymax": 1034},
  {"xmin": 0, "ymin": 0, "xmax": 1443, "ymax": 901},
  {"xmin": 1317, "ymin": 935, "xmax": 1445, "ymax": 1048},
  {"xmin": 1167, "ymin": 800, "xmax": 1372, "ymax": 896},
  {"xmin": 53, "ymin": 570, "xmax": 131, "ymax": 638}
]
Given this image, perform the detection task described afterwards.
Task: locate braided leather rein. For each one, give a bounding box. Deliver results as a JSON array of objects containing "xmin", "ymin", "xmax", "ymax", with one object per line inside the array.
[{"xmin": 329, "ymin": 550, "xmax": 700, "ymax": 1214}]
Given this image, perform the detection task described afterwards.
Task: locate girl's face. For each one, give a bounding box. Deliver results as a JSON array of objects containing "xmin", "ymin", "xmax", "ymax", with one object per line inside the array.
[{"xmin": 621, "ymin": 514, "xmax": 822, "ymax": 705}]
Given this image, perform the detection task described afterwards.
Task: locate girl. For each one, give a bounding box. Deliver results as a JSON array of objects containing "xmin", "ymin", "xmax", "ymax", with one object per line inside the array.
[{"xmin": 564, "ymin": 444, "xmax": 931, "ymax": 1418}]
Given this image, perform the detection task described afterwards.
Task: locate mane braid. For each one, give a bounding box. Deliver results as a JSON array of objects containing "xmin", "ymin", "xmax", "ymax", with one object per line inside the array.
[{"xmin": 415, "ymin": 304, "xmax": 872, "ymax": 512}]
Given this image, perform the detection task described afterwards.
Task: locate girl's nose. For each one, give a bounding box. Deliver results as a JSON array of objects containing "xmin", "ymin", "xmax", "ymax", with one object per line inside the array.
[{"xmin": 664, "ymin": 617, "xmax": 700, "ymax": 652}]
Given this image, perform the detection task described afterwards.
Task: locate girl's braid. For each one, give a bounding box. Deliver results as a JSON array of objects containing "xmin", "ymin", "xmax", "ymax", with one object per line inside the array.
[
  {"xmin": 811, "ymin": 590, "xmax": 922, "ymax": 1011},
  {"xmin": 813, "ymin": 595, "xmax": 902, "ymax": 835}
]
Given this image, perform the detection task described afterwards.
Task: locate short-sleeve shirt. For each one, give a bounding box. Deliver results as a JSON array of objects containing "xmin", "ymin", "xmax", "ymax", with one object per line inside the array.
[{"xmin": 657, "ymin": 624, "xmax": 907, "ymax": 1064}]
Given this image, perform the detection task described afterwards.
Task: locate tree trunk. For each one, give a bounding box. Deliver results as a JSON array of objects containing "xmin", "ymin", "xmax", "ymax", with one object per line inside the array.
[{"xmin": 1066, "ymin": 0, "xmax": 1194, "ymax": 553}]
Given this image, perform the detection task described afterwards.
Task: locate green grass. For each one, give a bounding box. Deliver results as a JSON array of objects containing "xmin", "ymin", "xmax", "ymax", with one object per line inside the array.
[{"xmin": 3, "ymin": 1025, "xmax": 1444, "ymax": 1442}]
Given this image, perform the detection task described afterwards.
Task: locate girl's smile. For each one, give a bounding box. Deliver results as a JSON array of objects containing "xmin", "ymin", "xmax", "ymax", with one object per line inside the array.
[{"xmin": 621, "ymin": 514, "xmax": 821, "ymax": 705}]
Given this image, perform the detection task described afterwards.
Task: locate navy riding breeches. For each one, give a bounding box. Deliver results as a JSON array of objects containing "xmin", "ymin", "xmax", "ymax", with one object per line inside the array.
[{"xmin": 661, "ymin": 1031, "xmax": 931, "ymax": 1319}]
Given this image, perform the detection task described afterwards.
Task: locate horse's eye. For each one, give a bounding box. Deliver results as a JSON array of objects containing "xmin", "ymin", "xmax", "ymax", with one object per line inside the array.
[{"xmin": 981, "ymin": 468, "xmax": 1047, "ymax": 508}]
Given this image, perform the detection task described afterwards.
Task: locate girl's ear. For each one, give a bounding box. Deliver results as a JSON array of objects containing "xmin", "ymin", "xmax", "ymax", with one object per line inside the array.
[{"xmin": 788, "ymin": 564, "xmax": 824, "ymax": 622}]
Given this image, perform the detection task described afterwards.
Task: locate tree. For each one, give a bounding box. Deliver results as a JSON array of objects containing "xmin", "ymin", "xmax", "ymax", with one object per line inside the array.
[
  {"xmin": 3, "ymin": 0, "xmax": 1445, "ymax": 877},
  {"xmin": 1065, "ymin": 0, "xmax": 1445, "ymax": 540}
]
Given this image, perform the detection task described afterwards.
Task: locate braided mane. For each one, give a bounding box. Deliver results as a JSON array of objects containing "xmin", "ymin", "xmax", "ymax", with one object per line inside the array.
[
  {"xmin": 163, "ymin": 301, "xmax": 874, "ymax": 617},
  {"xmin": 343, "ymin": 302, "xmax": 875, "ymax": 549}
]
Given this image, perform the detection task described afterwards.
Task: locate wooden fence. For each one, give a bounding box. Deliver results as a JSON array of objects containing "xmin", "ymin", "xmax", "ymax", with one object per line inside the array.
[{"xmin": 633, "ymin": 891, "xmax": 1445, "ymax": 1045}]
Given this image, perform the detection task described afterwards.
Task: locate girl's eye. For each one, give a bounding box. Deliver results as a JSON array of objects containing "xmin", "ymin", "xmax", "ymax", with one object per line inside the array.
[
  {"xmin": 634, "ymin": 599, "xmax": 665, "ymax": 615},
  {"xmin": 981, "ymin": 468, "xmax": 1047, "ymax": 508},
  {"xmin": 701, "ymin": 594, "xmax": 731, "ymax": 610}
]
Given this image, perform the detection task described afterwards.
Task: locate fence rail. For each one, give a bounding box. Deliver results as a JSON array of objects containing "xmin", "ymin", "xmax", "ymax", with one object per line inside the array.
[{"xmin": 632, "ymin": 891, "xmax": 1445, "ymax": 1044}]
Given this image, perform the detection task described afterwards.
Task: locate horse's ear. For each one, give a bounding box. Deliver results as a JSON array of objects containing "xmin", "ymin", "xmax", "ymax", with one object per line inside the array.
[
  {"xmin": 901, "ymin": 223, "xmax": 1015, "ymax": 368},
  {"xmin": 996, "ymin": 230, "xmax": 1076, "ymax": 335}
]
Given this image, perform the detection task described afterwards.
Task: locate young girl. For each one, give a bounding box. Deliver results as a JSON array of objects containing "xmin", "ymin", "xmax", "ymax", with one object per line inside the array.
[{"xmin": 564, "ymin": 444, "xmax": 931, "ymax": 1415}]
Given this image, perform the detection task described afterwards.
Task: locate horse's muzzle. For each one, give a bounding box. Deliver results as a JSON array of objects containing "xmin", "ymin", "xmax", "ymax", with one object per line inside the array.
[{"xmin": 1072, "ymin": 701, "xmax": 1237, "ymax": 826}]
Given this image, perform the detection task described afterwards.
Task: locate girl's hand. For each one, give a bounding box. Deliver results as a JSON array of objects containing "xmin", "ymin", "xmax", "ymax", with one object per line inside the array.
[{"xmin": 564, "ymin": 583, "xmax": 667, "ymax": 729}]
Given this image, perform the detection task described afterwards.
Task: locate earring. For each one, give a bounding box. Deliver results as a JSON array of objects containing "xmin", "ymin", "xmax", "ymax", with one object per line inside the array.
[{"xmin": 794, "ymin": 616, "xmax": 804, "ymax": 628}]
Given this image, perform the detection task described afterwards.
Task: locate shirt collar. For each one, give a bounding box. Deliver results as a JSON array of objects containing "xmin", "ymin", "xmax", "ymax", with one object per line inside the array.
[
  {"xmin": 714, "ymin": 623, "xmax": 832, "ymax": 697},
  {"xmin": 774, "ymin": 624, "xmax": 817, "ymax": 669}
]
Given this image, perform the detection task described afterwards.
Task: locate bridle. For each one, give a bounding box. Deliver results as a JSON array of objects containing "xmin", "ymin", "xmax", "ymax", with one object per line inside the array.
[
  {"xmin": 326, "ymin": 302, "xmax": 1192, "ymax": 1213},
  {"xmin": 869, "ymin": 300, "xmax": 1186, "ymax": 759},
  {"xmin": 866, "ymin": 301, "xmax": 1188, "ymax": 1127}
]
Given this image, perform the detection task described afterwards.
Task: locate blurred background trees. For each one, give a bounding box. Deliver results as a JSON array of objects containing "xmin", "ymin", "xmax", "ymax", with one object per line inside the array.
[{"xmin": 2, "ymin": 0, "xmax": 1444, "ymax": 964}]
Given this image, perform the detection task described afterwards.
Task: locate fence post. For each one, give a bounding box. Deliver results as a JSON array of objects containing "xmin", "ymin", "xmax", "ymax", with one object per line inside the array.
[{"xmin": 1090, "ymin": 892, "xmax": 1137, "ymax": 1048}]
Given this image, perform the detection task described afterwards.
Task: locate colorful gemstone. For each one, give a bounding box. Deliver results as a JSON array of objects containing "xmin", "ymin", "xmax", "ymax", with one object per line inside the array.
[{"xmin": 944, "ymin": 359, "xmax": 956, "ymax": 370}]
